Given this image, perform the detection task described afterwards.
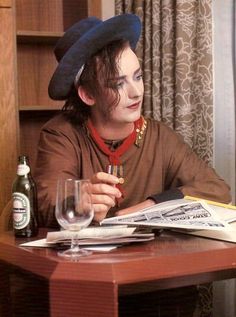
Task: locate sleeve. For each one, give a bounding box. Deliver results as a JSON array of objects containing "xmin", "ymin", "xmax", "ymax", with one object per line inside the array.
[
  {"xmin": 149, "ymin": 124, "xmax": 231, "ymax": 204},
  {"xmin": 34, "ymin": 124, "xmax": 80, "ymax": 228},
  {"xmin": 149, "ymin": 188, "xmax": 184, "ymax": 203}
]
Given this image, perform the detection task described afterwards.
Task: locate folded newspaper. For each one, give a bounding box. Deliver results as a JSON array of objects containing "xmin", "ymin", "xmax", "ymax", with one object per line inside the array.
[
  {"xmin": 101, "ymin": 199, "xmax": 233, "ymax": 231},
  {"xmin": 46, "ymin": 225, "xmax": 155, "ymax": 245}
]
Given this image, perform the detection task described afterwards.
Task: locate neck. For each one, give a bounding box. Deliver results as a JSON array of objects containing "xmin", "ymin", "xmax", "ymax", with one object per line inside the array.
[{"xmin": 89, "ymin": 118, "xmax": 135, "ymax": 140}]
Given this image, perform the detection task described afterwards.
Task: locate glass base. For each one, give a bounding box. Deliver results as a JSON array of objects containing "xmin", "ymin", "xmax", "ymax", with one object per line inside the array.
[{"xmin": 57, "ymin": 247, "xmax": 92, "ymax": 260}]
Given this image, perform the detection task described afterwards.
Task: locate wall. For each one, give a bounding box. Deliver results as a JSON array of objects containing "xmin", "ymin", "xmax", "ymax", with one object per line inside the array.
[{"xmin": 213, "ymin": 1, "xmax": 236, "ymax": 316}]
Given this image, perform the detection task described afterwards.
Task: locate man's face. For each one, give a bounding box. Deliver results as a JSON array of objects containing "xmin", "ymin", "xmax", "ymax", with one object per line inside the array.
[{"xmin": 94, "ymin": 46, "xmax": 144, "ymax": 125}]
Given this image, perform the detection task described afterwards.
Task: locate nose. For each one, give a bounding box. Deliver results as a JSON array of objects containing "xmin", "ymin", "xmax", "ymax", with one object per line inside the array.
[{"xmin": 127, "ymin": 81, "xmax": 143, "ymax": 99}]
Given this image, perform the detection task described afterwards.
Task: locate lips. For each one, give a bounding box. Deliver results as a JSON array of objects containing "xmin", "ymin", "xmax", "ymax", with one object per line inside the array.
[{"xmin": 127, "ymin": 102, "xmax": 140, "ymax": 109}]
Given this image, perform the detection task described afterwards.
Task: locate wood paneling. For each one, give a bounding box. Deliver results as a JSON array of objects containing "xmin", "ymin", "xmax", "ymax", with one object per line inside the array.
[
  {"xmin": 16, "ymin": 0, "xmax": 89, "ymax": 32},
  {"xmin": 0, "ymin": 0, "xmax": 105, "ymax": 222},
  {"xmin": 0, "ymin": 3, "xmax": 19, "ymax": 217},
  {"xmin": 19, "ymin": 111, "xmax": 59, "ymax": 176},
  {"xmin": 0, "ymin": 0, "xmax": 12, "ymax": 8},
  {"xmin": 17, "ymin": 43, "xmax": 63, "ymax": 109},
  {"xmin": 63, "ymin": 0, "xmax": 89, "ymax": 29},
  {"xmin": 16, "ymin": 0, "xmax": 64, "ymax": 32},
  {"xmin": 15, "ymin": 0, "xmax": 93, "ymax": 170},
  {"xmin": 88, "ymin": 0, "xmax": 101, "ymax": 18},
  {"xmin": 13, "ymin": 1, "xmax": 75, "ymax": 177}
]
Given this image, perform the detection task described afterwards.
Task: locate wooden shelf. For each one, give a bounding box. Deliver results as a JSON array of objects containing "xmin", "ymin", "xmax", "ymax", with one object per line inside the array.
[
  {"xmin": 19, "ymin": 110, "xmax": 61, "ymax": 174},
  {"xmin": 14, "ymin": 0, "xmax": 102, "ymax": 175},
  {"xmin": 19, "ymin": 104, "xmax": 63, "ymax": 111},
  {"xmin": 17, "ymin": 42, "xmax": 60, "ymax": 108},
  {"xmin": 16, "ymin": 0, "xmax": 90, "ymax": 32},
  {"xmin": 17, "ymin": 30, "xmax": 64, "ymax": 44},
  {"xmin": 0, "ymin": 0, "xmax": 104, "ymax": 216}
]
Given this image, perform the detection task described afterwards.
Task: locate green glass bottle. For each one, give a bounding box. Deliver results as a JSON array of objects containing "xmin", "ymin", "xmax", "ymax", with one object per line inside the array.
[{"xmin": 12, "ymin": 156, "xmax": 38, "ymax": 237}]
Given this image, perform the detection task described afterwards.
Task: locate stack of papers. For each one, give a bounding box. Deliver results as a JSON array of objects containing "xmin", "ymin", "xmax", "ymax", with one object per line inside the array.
[
  {"xmin": 20, "ymin": 226, "xmax": 155, "ymax": 250},
  {"xmin": 46, "ymin": 226, "xmax": 155, "ymax": 245}
]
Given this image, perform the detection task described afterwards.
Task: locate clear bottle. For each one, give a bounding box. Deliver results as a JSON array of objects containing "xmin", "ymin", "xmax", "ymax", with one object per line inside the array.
[{"xmin": 12, "ymin": 155, "xmax": 38, "ymax": 237}]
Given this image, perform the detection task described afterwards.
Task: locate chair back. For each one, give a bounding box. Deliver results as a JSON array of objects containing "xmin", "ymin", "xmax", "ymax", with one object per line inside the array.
[{"xmin": 0, "ymin": 200, "xmax": 12, "ymax": 233}]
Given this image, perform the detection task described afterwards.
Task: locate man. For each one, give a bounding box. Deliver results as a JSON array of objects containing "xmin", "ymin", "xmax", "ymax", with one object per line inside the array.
[
  {"xmin": 34, "ymin": 14, "xmax": 231, "ymax": 316},
  {"xmin": 35, "ymin": 14, "xmax": 230, "ymax": 228}
]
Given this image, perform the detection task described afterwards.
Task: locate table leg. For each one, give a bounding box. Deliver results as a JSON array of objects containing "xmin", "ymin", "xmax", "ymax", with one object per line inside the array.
[{"xmin": 0, "ymin": 262, "xmax": 12, "ymax": 317}]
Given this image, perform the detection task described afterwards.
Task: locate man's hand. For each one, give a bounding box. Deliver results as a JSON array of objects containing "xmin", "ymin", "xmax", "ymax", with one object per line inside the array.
[
  {"xmin": 115, "ymin": 199, "xmax": 155, "ymax": 216},
  {"xmin": 91, "ymin": 172, "xmax": 122, "ymax": 222}
]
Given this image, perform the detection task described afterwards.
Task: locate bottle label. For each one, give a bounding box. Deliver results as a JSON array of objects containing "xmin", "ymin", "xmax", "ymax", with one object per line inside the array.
[
  {"xmin": 17, "ymin": 164, "xmax": 30, "ymax": 176},
  {"xmin": 12, "ymin": 192, "xmax": 30, "ymax": 229}
]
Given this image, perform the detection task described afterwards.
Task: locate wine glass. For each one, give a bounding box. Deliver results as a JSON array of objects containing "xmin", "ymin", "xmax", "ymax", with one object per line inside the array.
[{"xmin": 55, "ymin": 178, "xmax": 94, "ymax": 259}]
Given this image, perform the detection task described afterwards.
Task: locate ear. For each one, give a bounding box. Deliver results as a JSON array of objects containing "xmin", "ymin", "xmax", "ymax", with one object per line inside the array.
[{"xmin": 78, "ymin": 86, "xmax": 95, "ymax": 106}]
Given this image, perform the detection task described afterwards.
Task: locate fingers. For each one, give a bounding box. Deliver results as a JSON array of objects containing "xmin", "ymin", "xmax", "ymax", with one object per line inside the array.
[
  {"xmin": 91, "ymin": 183, "xmax": 121, "ymax": 211},
  {"xmin": 91, "ymin": 171, "xmax": 120, "ymax": 186},
  {"xmin": 90, "ymin": 172, "xmax": 122, "ymax": 222},
  {"xmin": 93, "ymin": 210, "xmax": 110, "ymax": 223},
  {"xmin": 92, "ymin": 192, "xmax": 116, "ymax": 208},
  {"xmin": 92, "ymin": 182, "xmax": 121, "ymax": 198},
  {"xmin": 92, "ymin": 195, "xmax": 116, "ymax": 223}
]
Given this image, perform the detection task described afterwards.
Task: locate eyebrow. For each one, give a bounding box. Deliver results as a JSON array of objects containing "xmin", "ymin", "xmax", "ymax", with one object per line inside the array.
[{"xmin": 112, "ymin": 67, "xmax": 142, "ymax": 81}]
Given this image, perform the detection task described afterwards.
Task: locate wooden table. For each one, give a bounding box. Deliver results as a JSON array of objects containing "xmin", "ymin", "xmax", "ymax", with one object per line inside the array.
[{"xmin": 0, "ymin": 229, "xmax": 236, "ymax": 317}]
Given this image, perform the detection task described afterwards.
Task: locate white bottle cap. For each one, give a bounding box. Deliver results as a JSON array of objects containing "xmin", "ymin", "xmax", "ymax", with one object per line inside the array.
[{"xmin": 17, "ymin": 164, "xmax": 30, "ymax": 176}]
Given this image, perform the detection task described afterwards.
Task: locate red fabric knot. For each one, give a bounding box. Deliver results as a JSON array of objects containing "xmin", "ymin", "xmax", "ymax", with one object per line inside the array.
[{"xmin": 87, "ymin": 116, "xmax": 144, "ymax": 205}]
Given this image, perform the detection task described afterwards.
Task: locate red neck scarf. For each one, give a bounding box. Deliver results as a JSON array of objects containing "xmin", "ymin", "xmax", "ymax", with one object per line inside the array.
[
  {"xmin": 87, "ymin": 117, "xmax": 144, "ymax": 205},
  {"xmin": 87, "ymin": 117, "xmax": 144, "ymax": 165}
]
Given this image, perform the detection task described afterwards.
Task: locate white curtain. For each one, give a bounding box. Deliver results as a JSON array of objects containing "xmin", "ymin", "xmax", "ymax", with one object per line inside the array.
[
  {"xmin": 213, "ymin": 1, "xmax": 236, "ymax": 317},
  {"xmin": 213, "ymin": 0, "xmax": 236, "ymax": 203}
]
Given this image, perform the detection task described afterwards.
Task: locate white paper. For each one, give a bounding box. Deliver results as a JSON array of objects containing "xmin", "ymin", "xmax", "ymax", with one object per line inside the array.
[
  {"xmin": 20, "ymin": 238, "xmax": 118, "ymax": 252},
  {"xmin": 20, "ymin": 238, "xmax": 50, "ymax": 248},
  {"xmin": 46, "ymin": 225, "xmax": 136, "ymax": 243},
  {"xmin": 178, "ymin": 222, "xmax": 236, "ymax": 243}
]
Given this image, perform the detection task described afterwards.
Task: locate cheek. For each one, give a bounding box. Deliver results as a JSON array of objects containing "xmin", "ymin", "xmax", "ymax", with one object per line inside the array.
[
  {"xmin": 105, "ymin": 89, "xmax": 119, "ymax": 104},
  {"xmin": 139, "ymin": 81, "xmax": 144, "ymax": 94},
  {"xmin": 118, "ymin": 90, "xmax": 128, "ymax": 104},
  {"xmin": 108, "ymin": 89, "xmax": 128, "ymax": 109}
]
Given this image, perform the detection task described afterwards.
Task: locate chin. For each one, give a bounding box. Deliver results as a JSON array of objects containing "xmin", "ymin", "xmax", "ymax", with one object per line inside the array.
[
  {"xmin": 128, "ymin": 111, "xmax": 142, "ymax": 122},
  {"xmin": 113, "ymin": 110, "xmax": 142, "ymax": 125}
]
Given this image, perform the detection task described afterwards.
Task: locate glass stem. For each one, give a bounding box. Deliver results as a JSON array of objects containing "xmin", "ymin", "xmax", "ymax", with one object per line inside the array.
[{"xmin": 71, "ymin": 233, "xmax": 79, "ymax": 253}]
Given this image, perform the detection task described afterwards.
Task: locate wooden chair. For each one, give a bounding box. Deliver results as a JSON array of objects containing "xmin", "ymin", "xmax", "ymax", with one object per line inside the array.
[{"xmin": 0, "ymin": 200, "xmax": 12, "ymax": 233}]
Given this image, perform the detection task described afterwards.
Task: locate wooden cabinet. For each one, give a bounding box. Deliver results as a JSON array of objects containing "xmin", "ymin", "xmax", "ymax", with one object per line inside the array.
[
  {"xmin": 16, "ymin": 0, "xmax": 102, "ymax": 174},
  {"xmin": 0, "ymin": 0, "xmax": 19, "ymax": 219},
  {"xmin": 0, "ymin": 0, "xmax": 115, "ymax": 223}
]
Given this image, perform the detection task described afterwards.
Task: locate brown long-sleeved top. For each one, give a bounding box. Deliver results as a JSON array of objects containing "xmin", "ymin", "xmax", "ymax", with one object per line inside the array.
[{"xmin": 34, "ymin": 113, "xmax": 231, "ymax": 227}]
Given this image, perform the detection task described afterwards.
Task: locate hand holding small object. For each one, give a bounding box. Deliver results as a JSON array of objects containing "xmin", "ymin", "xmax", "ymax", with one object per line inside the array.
[
  {"xmin": 90, "ymin": 172, "xmax": 122, "ymax": 222},
  {"xmin": 107, "ymin": 164, "xmax": 124, "ymax": 184}
]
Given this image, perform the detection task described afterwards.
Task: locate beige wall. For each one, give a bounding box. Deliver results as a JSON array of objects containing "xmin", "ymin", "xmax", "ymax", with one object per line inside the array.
[{"xmin": 101, "ymin": 0, "xmax": 115, "ymax": 19}]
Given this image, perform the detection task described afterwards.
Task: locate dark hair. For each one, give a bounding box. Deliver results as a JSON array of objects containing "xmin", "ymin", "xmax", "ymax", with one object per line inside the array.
[{"xmin": 62, "ymin": 39, "xmax": 129, "ymax": 124}]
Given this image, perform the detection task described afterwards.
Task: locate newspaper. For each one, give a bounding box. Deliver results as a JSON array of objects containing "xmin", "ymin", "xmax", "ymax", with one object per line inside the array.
[
  {"xmin": 101, "ymin": 200, "xmax": 231, "ymax": 231},
  {"xmin": 45, "ymin": 225, "xmax": 155, "ymax": 245}
]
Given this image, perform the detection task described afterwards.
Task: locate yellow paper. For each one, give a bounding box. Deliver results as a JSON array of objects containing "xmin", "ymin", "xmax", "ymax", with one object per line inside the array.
[{"xmin": 184, "ymin": 195, "xmax": 236, "ymax": 211}]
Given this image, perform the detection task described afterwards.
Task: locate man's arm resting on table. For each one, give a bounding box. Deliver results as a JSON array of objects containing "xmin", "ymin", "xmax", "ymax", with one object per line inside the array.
[{"xmin": 116, "ymin": 188, "xmax": 184, "ymax": 216}]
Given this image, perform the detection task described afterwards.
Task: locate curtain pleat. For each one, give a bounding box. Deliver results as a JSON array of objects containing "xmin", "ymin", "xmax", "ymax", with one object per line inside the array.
[
  {"xmin": 115, "ymin": 0, "xmax": 213, "ymax": 164},
  {"xmin": 115, "ymin": 1, "xmax": 214, "ymax": 316}
]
